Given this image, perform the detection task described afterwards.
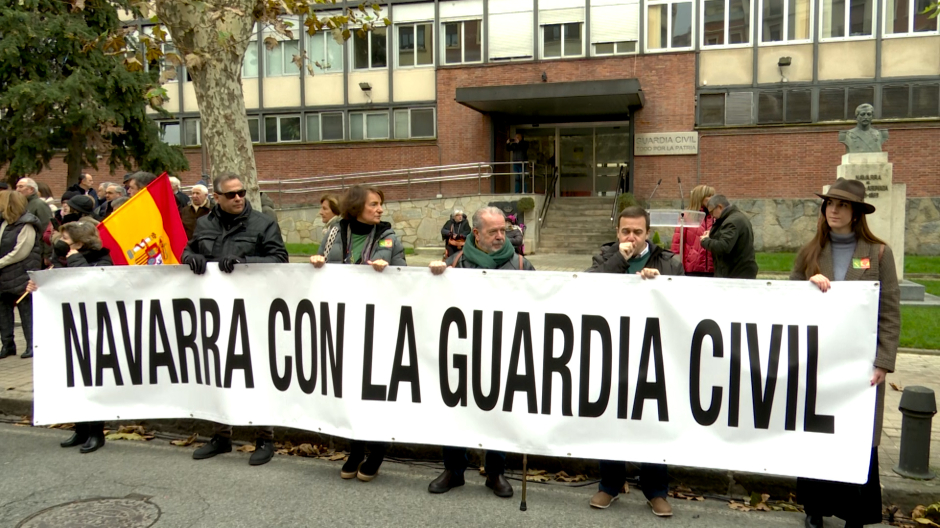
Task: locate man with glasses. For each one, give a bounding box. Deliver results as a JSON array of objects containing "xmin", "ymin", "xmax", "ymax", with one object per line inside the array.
[{"xmin": 181, "ymin": 172, "xmax": 288, "ymax": 466}]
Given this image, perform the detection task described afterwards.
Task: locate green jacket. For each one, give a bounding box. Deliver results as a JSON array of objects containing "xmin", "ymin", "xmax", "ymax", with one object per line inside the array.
[{"xmin": 318, "ymin": 220, "xmax": 407, "ymax": 266}]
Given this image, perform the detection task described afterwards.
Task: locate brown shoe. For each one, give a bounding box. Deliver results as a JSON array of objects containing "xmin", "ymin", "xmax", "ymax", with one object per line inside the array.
[
  {"xmin": 589, "ymin": 491, "xmax": 618, "ymax": 509},
  {"xmin": 648, "ymin": 497, "xmax": 673, "ymax": 517}
]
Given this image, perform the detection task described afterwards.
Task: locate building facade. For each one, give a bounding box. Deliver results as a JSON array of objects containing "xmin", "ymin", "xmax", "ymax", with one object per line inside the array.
[{"xmin": 31, "ymin": 0, "xmax": 940, "ymax": 207}]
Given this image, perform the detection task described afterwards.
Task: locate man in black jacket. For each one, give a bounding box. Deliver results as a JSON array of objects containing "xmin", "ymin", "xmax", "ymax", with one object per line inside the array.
[
  {"xmin": 181, "ymin": 172, "xmax": 288, "ymax": 467},
  {"xmin": 585, "ymin": 205, "xmax": 679, "ymax": 518},
  {"xmin": 700, "ymin": 195, "xmax": 758, "ymax": 279}
]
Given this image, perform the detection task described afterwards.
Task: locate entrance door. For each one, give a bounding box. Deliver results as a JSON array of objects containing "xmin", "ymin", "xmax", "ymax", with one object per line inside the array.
[{"xmin": 559, "ymin": 128, "xmax": 593, "ymax": 196}]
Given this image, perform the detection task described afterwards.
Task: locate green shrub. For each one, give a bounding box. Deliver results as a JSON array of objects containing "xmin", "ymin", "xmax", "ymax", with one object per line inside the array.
[
  {"xmin": 651, "ymin": 231, "xmax": 666, "ymax": 249},
  {"xmin": 517, "ymin": 197, "xmax": 536, "ymax": 212},
  {"xmin": 616, "ymin": 192, "xmax": 638, "ymax": 214}
]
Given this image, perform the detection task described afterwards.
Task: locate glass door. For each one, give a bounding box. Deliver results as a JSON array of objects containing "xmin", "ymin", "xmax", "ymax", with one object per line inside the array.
[
  {"xmin": 558, "ymin": 127, "xmax": 593, "ymax": 196},
  {"xmin": 595, "ymin": 126, "xmax": 630, "ymax": 196}
]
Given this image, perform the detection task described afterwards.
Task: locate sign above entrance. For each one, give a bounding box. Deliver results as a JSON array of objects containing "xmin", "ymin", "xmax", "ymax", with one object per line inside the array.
[{"xmin": 635, "ymin": 132, "xmax": 699, "ymax": 156}]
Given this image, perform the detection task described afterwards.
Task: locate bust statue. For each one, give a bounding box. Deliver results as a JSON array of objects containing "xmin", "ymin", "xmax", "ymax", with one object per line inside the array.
[{"xmin": 839, "ymin": 103, "xmax": 888, "ymax": 153}]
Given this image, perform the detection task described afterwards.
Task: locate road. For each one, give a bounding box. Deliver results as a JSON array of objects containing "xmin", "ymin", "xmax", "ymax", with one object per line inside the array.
[{"xmin": 0, "ymin": 424, "xmax": 813, "ymax": 528}]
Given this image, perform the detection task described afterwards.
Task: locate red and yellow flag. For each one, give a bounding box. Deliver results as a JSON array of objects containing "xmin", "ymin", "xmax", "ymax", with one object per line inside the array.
[{"xmin": 97, "ymin": 172, "xmax": 188, "ymax": 266}]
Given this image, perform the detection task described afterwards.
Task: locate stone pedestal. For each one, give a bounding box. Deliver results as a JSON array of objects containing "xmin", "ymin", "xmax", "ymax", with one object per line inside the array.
[{"xmin": 833, "ymin": 152, "xmax": 906, "ymax": 281}]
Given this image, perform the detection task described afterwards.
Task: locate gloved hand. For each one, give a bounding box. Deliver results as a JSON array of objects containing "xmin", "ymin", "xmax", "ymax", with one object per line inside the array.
[
  {"xmin": 219, "ymin": 255, "xmax": 242, "ymax": 273},
  {"xmin": 183, "ymin": 254, "xmax": 207, "ymax": 275}
]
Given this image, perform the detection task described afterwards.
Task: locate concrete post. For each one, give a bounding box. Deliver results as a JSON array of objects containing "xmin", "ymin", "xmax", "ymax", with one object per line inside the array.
[{"xmin": 893, "ymin": 386, "xmax": 937, "ymax": 480}]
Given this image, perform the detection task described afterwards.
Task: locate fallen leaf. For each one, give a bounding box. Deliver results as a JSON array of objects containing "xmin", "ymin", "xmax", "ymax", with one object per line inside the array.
[
  {"xmin": 328, "ymin": 452, "xmax": 346, "ymax": 461},
  {"xmin": 170, "ymin": 433, "xmax": 198, "ymax": 447},
  {"xmin": 890, "ymin": 382, "xmax": 904, "ymax": 392},
  {"xmin": 236, "ymin": 444, "xmax": 256, "ymax": 453},
  {"xmin": 729, "ymin": 500, "xmax": 751, "ymax": 512},
  {"xmin": 914, "ymin": 505, "xmax": 928, "ymax": 519},
  {"xmin": 914, "ymin": 519, "xmax": 940, "ymax": 526},
  {"xmin": 105, "ymin": 432, "xmax": 146, "ymax": 441},
  {"xmin": 116, "ymin": 425, "xmax": 147, "ymax": 435}
]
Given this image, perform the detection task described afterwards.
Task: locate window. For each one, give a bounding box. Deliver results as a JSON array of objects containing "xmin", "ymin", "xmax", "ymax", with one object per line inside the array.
[
  {"xmin": 393, "ymin": 108, "xmax": 436, "ymax": 139},
  {"xmin": 247, "ymin": 117, "xmax": 260, "ymax": 143},
  {"xmin": 306, "ymin": 31, "xmax": 344, "ymax": 73},
  {"xmin": 758, "ymin": 91, "xmax": 784, "ymax": 123},
  {"xmin": 647, "ymin": 1, "xmax": 694, "ymax": 50},
  {"xmin": 912, "ymin": 84, "xmax": 940, "ymax": 117},
  {"xmin": 820, "ymin": 0, "xmax": 874, "ymax": 39},
  {"xmin": 353, "ymin": 27, "xmax": 388, "ymax": 69},
  {"xmin": 443, "ymin": 20, "xmax": 483, "ymax": 64},
  {"xmin": 264, "ymin": 115, "xmax": 301, "ymax": 142},
  {"xmin": 703, "ymin": 0, "xmax": 752, "ymax": 46},
  {"xmin": 183, "ymin": 118, "xmax": 201, "ymax": 145},
  {"xmin": 542, "ymin": 23, "xmax": 584, "ymax": 58},
  {"xmin": 883, "ymin": 84, "xmax": 940, "ymax": 118},
  {"xmin": 244, "ymin": 41, "xmax": 259, "ymax": 78},
  {"xmin": 882, "ymin": 84, "xmax": 911, "ymax": 118},
  {"xmin": 699, "ymin": 94, "xmax": 726, "ymax": 126},
  {"xmin": 593, "ymin": 41, "xmax": 638, "ymax": 54},
  {"xmin": 161, "ymin": 122, "xmax": 180, "ymax": 145},
  {"xmin": 786, "ymin": 89, "xmax": 812, "ymax": 122},
  {"xmin": 398, "ymin": 22, "xmax": 434, "ymax": 67},
  {"xmin": 760, "ymin": 0, "xmax": 811, "ymax": 42},
  {"xmin": 818, "ymin": 86, "xmax": 875, "ymax": 121},
  {"xmin": 305, "ymin": 112, "xmax": 345, "ymax": 141},
  {"xmin": 350, "ymin": 112, "xmax": 389, "ymax": 140},
  {"xmin": 264, "ymin": 38, "xmax": 300, "ymax": 77},
  {"xmin": 885, "ymin": 0, "xmax": 937, "ymax": 34}
]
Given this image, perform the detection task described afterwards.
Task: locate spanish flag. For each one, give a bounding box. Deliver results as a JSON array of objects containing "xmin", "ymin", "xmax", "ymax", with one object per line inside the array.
[{"xmin": 97, "ymin": 172, "xmax": 188, "ymax": 266}]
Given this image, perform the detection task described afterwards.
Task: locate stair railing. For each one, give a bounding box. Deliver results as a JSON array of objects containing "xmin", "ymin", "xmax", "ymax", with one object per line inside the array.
[{"xmin": 538, "ymin": 166, "xmax": 560, "ymax": 230}]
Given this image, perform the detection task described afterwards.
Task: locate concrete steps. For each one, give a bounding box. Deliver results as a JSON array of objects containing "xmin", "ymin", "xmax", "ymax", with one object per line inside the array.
[{"xmin": 538, "ymin": 197, "xmax": 616, "ymax": 254}]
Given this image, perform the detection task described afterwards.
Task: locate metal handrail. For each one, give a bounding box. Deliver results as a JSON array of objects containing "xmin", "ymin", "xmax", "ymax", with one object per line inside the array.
[
  {"xmin": 257, "ymin": 161, "xmax": 512, "ymax": 189},
  {"xmin": 538, "ymin": 166, "xmax": 560, "ymax": 230}
]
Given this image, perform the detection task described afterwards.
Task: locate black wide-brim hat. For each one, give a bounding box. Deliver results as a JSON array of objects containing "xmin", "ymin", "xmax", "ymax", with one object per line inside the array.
[{"xmin": 815, "ymin": 178, "xmax": 876, "ymax": 214}]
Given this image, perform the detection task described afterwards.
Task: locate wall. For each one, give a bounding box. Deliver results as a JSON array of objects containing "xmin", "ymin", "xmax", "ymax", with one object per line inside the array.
[{"xmin": 277, "ymin": 193, "xmax": 544, "ymax": 251}]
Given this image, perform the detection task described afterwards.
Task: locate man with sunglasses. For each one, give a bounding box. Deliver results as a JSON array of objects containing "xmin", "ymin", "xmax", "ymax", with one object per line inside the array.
[{"xmin": 181, "ymin": 172, "xmax": 288, "ymax": 466}]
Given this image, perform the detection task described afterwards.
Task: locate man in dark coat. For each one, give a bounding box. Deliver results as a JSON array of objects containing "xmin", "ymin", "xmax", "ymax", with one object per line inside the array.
[
  {"xmin": 440, "ymin": 209, "xmax": 471, "ymax": 258},
  {"xmin": 585, "ymin": 205, "xmax": 680, "ymax": 517},
  {"xmin": 179, "ymin": 184, "xmax": 212, "ymax": 239},
  {"xmin": 425, "ymin": 206, "xmax": 533, "ymax": 500},
  {"xmin": 506, "ymin": 133, "xmax": 529, "ymax": 193},
  {"xmin": 67, "ymin": 173, "xmax": 100, "ymax": 205},
  {"xmin": 700, "ymin": 195, "xmax": 758, "ymax": 279},
  {"xmin": 181, "ymin": 173, "xmax": 288, "ymax": 467}
]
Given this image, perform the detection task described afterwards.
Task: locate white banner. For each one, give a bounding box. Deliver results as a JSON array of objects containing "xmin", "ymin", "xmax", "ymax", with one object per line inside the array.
[{"xmin": 31, "ymin": 265, "xmax": 879, "ymax": 483}]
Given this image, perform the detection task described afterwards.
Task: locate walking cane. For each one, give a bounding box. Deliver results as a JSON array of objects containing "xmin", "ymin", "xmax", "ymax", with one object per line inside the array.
[{"xmin": 520, "ymin": 454, "xmax": 528, "ymax": 511}]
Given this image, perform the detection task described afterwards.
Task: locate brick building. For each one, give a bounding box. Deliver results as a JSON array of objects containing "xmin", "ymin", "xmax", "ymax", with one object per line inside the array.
[{"xmin": 27, "ymin": 0, "xmax": 940, "ymax": 206}]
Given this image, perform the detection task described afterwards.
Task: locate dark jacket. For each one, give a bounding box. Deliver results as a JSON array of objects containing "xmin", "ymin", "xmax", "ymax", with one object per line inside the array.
[
  {"xmin": 671, "ymin": 208, "xmax": 715, "ymax": 274},
  {"xmin": 25, "ymin": 193, "xmax": 52, "ymax": 231},
  {"xmin": 586, "ymin": 242, "xmax": 684, "ymax": 276},
  {"xmin": 175, "ymin": 190, "xmax": 191, "ymax": 209},
  {"xmin": 180, "ymin": 201, "xmax": 213, "ymax": 240},
  {"xmin": 93, "ymin": 200, "xmax": 112, "ymax": 221},
  {"xmin": 507, "ymin": 139, "xmax": 529, "ymax": 162},
  {"xmin": 791, "ymin": 238, "xmax": 900, "ymax": 447},
  {"xmin": 181, "ymin": 201, "xmax": 288, "ymax": 264},
  {"xmin": 441, "ymin": 215, "xmax": 471, "ymax": 242},
  {"xmin": 0, "ymin": 213, "xmax": 43, "ymax": 295},
  {"xmin": 700, "ymin": 204, "xmax": 758, "ymax": 279},
  {"xmin": 444, "ymin": 246, "xmax": 536, "ymax": 271},
  {"xmin": 318, "ymin": 220, "xmax": 407, "ymax": 266},
  {"xmin": 65, "ymin": 246, "xmax": 113, "ymax": 268},
  {"xmin": 506, "ymin": 227, "xmax": 524, "ymax": 255},
  {"xmin": 67, "ymin": 184, "xmax": 99, "ymax": 206}
]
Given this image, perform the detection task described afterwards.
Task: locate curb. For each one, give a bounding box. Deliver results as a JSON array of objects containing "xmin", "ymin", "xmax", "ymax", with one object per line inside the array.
[{"xmin": 899, "ymin": 347, "xmax": 940, "ymax": 357}]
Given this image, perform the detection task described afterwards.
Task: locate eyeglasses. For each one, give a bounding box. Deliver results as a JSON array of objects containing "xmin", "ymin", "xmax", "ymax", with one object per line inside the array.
[{"xmin": 219, "ymin": 189, "xmax": 247, "ymax": 199}]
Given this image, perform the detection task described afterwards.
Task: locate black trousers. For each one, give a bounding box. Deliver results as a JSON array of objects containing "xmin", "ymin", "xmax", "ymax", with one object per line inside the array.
[
  {"xmin": 0, "ymin": 292, "xmax": 32, "ymax": 355},
  {"xmin": 798, "ymin": 447, "xmax": 882, "ymax": 525}
]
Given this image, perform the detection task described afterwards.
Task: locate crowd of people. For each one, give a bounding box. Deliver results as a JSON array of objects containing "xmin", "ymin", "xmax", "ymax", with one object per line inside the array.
[{"xmin": 2, "ymin": 172, "xmax": 897, "ymax": 526}]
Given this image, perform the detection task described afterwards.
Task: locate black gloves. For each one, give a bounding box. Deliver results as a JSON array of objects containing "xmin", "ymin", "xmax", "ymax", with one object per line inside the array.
[
  {"xmin": 219, "ymin": 255, "xmax": 242, "ymax": 273},
  {"xmin": 183, "ymin": 254, "xmax": 207, "ymax": 275}
]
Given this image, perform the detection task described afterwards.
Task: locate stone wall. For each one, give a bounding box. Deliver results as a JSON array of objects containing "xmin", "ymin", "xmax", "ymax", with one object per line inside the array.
[
  {"xmin": 647, "ymin": 197, "xmax": 940, "ymax": 255},
  {"xmin": 277, "ymin": 194, "xmax": 545, "ymax": 251}
]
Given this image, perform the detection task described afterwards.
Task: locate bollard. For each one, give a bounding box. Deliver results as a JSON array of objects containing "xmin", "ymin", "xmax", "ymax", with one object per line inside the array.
[{"xmin": 893, "ymin": 386, "xmax": 937, "ymax": 480}]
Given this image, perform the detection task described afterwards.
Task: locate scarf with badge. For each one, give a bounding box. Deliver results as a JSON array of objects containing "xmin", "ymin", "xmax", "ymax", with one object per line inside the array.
[{"xmin": 461, "ymin": 232, "xmax": 516, "ymax": 268}]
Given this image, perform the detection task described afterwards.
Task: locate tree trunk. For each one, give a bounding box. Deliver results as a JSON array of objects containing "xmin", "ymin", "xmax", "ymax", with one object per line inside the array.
[
  {"xmin": 155, "ymin": 1, "xmax": 261, "ymax": 209},
  {"xmin": 65, "ymin": 131, "xmax": 85, "ymax": 188}
]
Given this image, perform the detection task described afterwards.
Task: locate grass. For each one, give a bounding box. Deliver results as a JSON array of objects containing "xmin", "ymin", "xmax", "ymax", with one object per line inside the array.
[
  {"xmin": 914, "ymin": 280, "xmax": 940, "ymax": 297},
  {"xmin": 285, "ymin": 242, "xmax": 414, "ymax": 256},
  {"xmin": 755, "ymin": 253, "xmax": 940, "ymax": 276},
  {"xmin": 900, "ymin": 306, "xmax": 940, "ymax": 350}
]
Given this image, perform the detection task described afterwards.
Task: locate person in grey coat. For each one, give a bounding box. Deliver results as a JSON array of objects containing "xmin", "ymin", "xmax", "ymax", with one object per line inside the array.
[{"xmin": 310, "ymin": 185, "xmax": 405, "ymax": 482}]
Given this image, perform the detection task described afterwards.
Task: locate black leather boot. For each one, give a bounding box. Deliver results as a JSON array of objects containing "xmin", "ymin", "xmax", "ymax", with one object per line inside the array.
[
  {"xmin": 485, "ymin": 474, "xmax": 514, "ymax": 498},
  {"xmin": 428, "ymin": 469, "xmax": 465, "ymax": 493},
  {"xmin": 192, "ymin": 435, "xmax": 232, "ymax": 460},
  {"xmin": 61, "ymin": 424, "xmax": 89, "ymax": 448},
  {"xmin": 79, "ymin": 422, "xmax": 105, "ymax": 454}
]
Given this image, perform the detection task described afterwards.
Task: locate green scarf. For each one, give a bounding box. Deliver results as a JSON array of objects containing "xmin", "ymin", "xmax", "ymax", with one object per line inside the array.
[{"xmin": 461, "ymin": 233, "xmax": 516, "ymax": 269}]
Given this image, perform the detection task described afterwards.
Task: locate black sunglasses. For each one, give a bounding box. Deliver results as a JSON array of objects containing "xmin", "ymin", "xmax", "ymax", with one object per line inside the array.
[{"xmin": 219, "ymin": 189, "xmax": 247, "ymax": 199}]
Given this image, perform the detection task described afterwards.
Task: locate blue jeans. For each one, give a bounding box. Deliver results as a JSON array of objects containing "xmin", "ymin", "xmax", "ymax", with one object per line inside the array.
[
  {"xmin": 443, "ymin": 446, "xmax": 507, "ymax": 476},
  {"xmin": 512, "ymin": 163, "xmax": 526, "ymax": 193},
  {"xmin": 598, "ymin": 460, "xmax": 669, "ymax": 500}
]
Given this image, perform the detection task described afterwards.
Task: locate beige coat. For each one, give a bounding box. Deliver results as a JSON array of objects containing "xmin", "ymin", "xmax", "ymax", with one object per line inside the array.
[{"xmin": 791, "ymin": 238, "xmax": 901, "ymax": 446}]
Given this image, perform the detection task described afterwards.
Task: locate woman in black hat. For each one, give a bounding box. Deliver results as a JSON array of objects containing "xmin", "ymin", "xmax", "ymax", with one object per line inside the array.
[{"xmin": 791, "ymin": 178, "xmax": 900, "ymax": 528}]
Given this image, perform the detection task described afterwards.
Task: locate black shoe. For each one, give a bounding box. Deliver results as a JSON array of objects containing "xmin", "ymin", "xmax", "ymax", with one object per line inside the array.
[
  {"xmin": 357, "ymin": 452, "xmax": 386, "ymax": 482},
  {"xmin": 79, "ymin": 434, "xmax": 104, "ymax": 454},
  {"xmin": 192, "ymin": 435, "xmax": 232, "ymax": 460},
  {"xmin": 485, "ymin": 474, "xmax": 513, "ymax": 498},
  {"xmin": 60, "ymin": 431, "xmax": 88, "ymax": 448},
  {"xmin": 20, "ymin": 350, "xmax": 32, "ymax": 359},
  {"xmin": 0, "ymin": 348, "xmax": 16, "ymax": 359},
  {"xmin": 249, "ymin": 438, "xmax": 274, "ymax": 466},
  {"xmin": 805, "ymin": 514, "xmax": 824, "ymax": 528},
  {"xmin": 428, "ymin": 469, "xmax": 465, "ymax": 493},
  {"xmin": 340, "ymin": 456, "xmax": 364, "ymax": 479}
]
